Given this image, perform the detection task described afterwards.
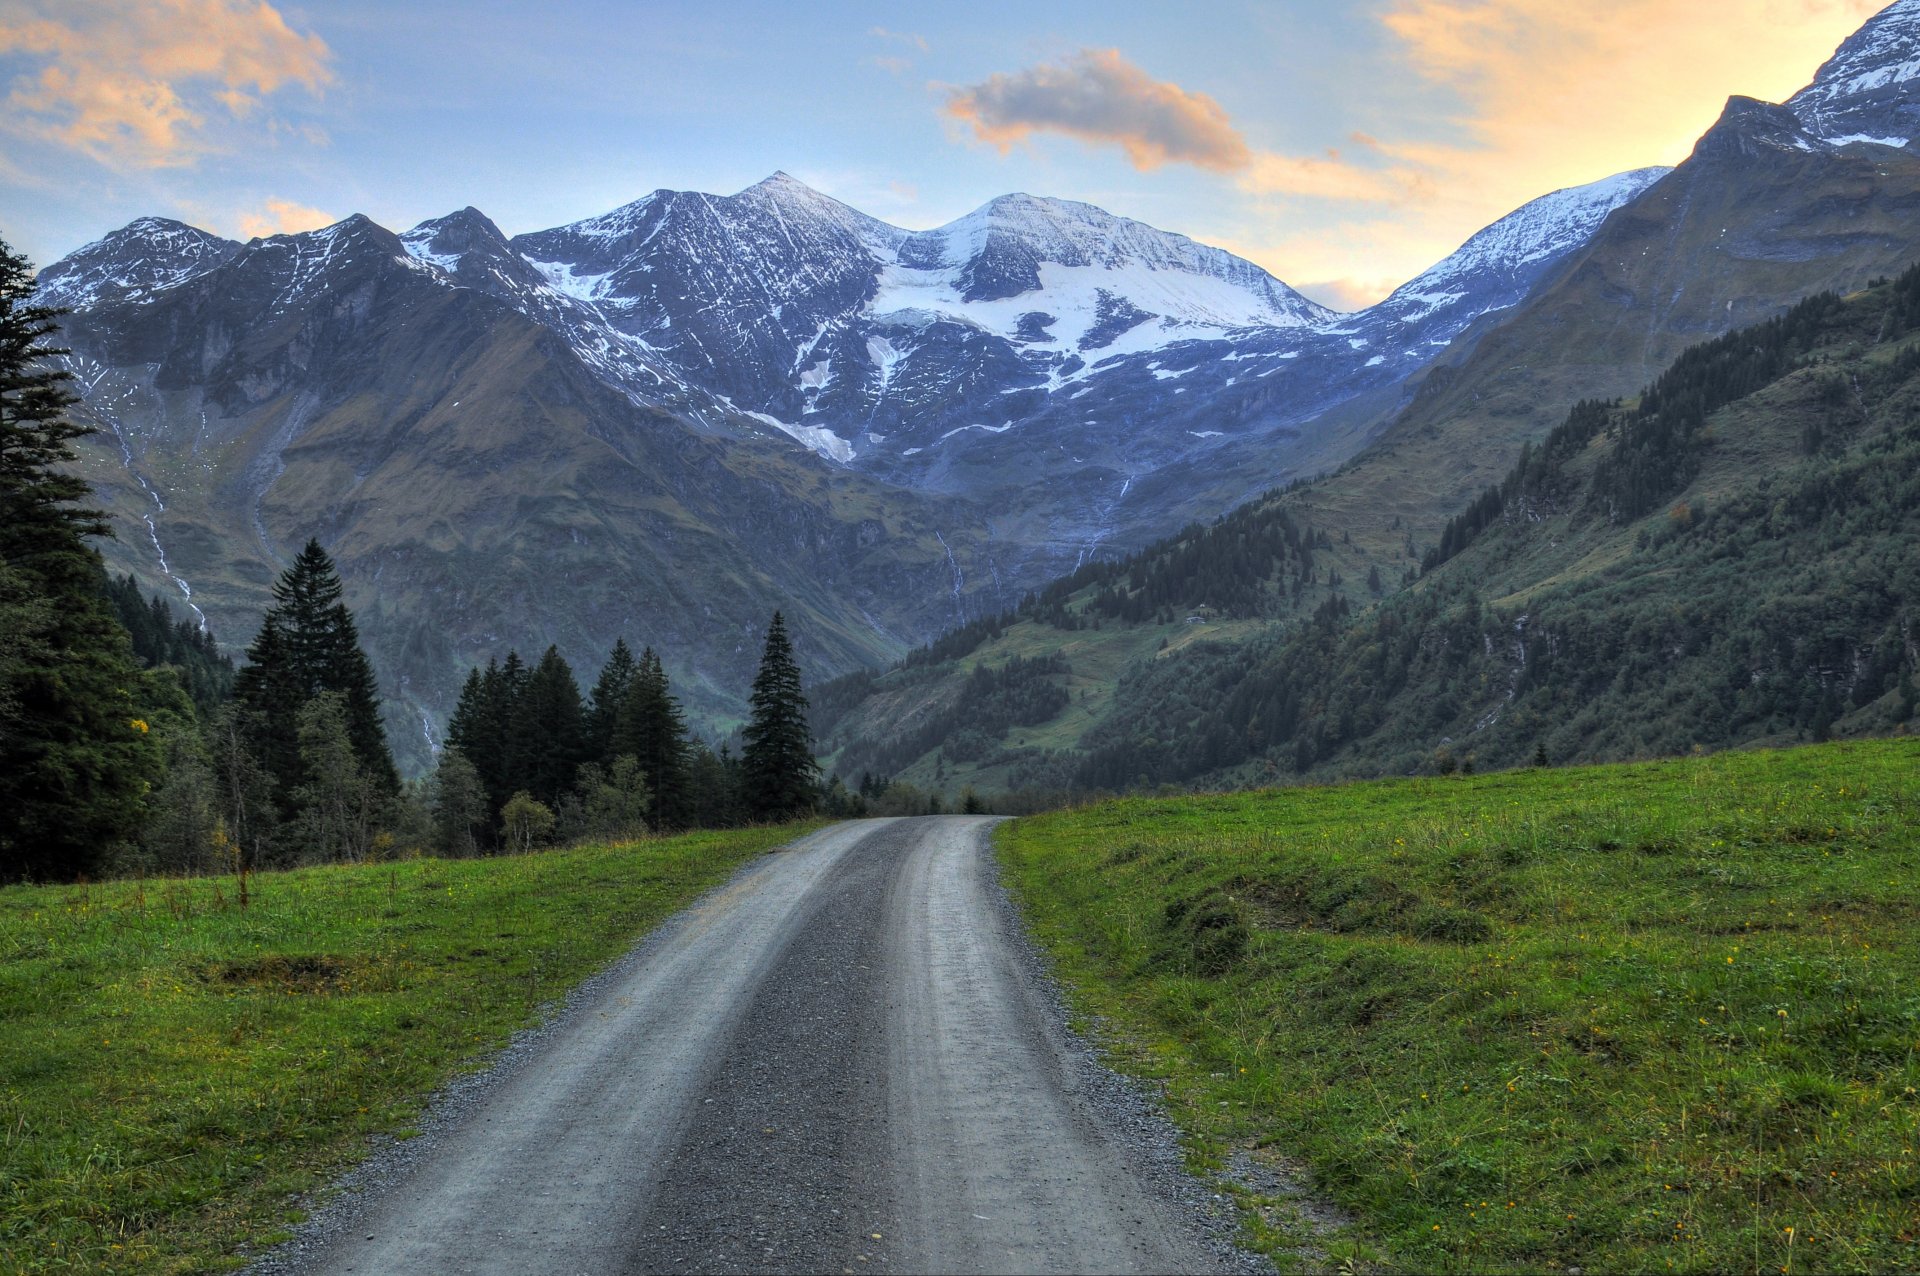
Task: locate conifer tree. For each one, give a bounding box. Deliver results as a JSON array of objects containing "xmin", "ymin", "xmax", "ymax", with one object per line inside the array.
[
  {"xmin": 740, "ymin": 611, "xmax": 819, "ymax": 821},
  {"xmin": 235, "ymin": 540, "xmax": 398, "ymax": 815},
  {"xmin": 686, "ymin": 741, "xmax": 743, "ymax": 829},
  {"xmin": 0, "ymin": 239, "xmax": 160, "ymax": 882},
  {"xmin": 509, "ymin": 645, "xmax": 586, "ymax": 808},
  {"xmin": 584, "ymin": 637, "xmax": 637, "ymax": 766},
  {"xmin": 612, "ymin": 647, "xmax": 691, "ymax": 829},
  {"xmin": 446, "ymin": 659, "xmax": 509, "ymax": 824}
]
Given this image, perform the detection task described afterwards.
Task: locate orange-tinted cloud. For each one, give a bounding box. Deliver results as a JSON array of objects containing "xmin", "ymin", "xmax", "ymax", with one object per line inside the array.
[
  {"xmin": 1247, "ymin": 0, "xmax": 1884, "ymax": 301},
  {"xmin": 0, "ymin": 0, "xmax": 332, "ymax": 168},
  {"xmin": 236, "ymin": 197, "xmax": 335, "ymax": 239},
  {"xmin": 1379, "ymin": 0, "xmax": 1883, "ymax": 178},
  {"xmin": 944, "ymin": 48, "xmax": 1252, "ymax": 172}
]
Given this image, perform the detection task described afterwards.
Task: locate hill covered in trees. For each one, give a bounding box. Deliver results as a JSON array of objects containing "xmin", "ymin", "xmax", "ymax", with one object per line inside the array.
[{"xmin": 814, "ymin": 267, "xmax": 1920, "ymax": 795}]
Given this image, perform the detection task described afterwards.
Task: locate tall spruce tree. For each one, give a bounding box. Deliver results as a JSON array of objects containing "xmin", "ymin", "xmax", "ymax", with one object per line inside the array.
[
  {"xmin": 584, "ymin": 638, "xmax": 637, "ymax": 766},
  {"xmin": 508, "ymin": 645, "xmax": 586, "ymax": 808},
  {"xmin": 0, "ymin": 239, "xmax": 160, "ymax": 882},
  {"xmin": 612, "ymin": 647, "xmax": 690, "ymax": 829},
  {"xmin": 740, "ymin": 611, "xmax": 818, "ymax": 821},
  {"xmin": 235, "ymin": 539, "xmax": 398, "ymax": 812}
]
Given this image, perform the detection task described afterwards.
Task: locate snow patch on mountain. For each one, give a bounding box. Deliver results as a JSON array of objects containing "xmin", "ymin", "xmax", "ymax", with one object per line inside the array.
[
  {"xmin": 1362, "ymin": 167, "xmax": 1670, "ymax": 343},
  {"xmin": 36, "ymin": 217, "xmax": 238, "ymax": 310},
  {"xmin": 740, "ymin": 407, "xmax": 857, "ymax": 462},
  {"xmin": 1788, "ymin": 0, "xmax": 1920, "ymax": 145}
]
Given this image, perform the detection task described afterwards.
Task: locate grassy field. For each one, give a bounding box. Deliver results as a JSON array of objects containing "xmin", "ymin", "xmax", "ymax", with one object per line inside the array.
[
  {"xmin": 997, "ymin": 739, "xmax": 1920, "ymax": 1274},
  {"xmin": 0, "ymin": 823, "xmax": 820, "ymax": 1274}
]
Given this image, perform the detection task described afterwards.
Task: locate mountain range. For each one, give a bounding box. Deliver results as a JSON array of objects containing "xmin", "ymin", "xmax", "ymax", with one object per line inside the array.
[{"xmin": 35, "ymin": 0, "xmax": 1920, "ymax": 774}]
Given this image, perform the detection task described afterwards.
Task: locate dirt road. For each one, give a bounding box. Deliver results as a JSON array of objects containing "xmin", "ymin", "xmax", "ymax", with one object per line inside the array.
[{"xmin": 271, "ymin": 818, "xmax": 1250, "ymax": 1275}]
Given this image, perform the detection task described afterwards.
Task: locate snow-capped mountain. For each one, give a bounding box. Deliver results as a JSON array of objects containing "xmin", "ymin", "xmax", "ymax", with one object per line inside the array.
[
  {"xmin": 1356, "ymin": 168, "xmax": 1671, "ymax": 350},
  {"xmin": 501, "ymin": 174, "xmax": 1340, "ymax": 465},
  {"xmin": 36, "ymin": 217, "xmax": 239, "ymax": 310},
  {"xmin": 39, "ymin": 162, "xmax": 1673, "ymax": 573},
  {"xmin": 1788, "ymin": 0, "xmax": 1920, "ymax": 145}
]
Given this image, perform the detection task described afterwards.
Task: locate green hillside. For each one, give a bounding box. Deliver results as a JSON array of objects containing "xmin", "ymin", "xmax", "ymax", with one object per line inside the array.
[
  {"xmin": 998, "ymin": 738, "xmax": 1920, "ymax": 1272},
  {"xmin": 816, "ymin": 267, "xmax": 1920, "ymax": 797}
]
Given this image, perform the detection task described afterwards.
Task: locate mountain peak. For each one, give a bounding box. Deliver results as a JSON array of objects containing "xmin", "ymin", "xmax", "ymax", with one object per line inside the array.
[
  {"xmin": 36, "ymin": 217, "xmax": 240, "ymax": 309},
  {"xmin": 743, "ymin": 170, "xmax": 808, "ymax": 194},
  {"xmin": 1787, "ymin": 0, "xmax": 1920, "ymax": 145},
  {"xmin": 1369, "ymin": 165, "xmax": 1670, "ymax": 338},
  {"xmin": 1692, "ymin": 96, "xmax": 1822, "ymax": 162}
]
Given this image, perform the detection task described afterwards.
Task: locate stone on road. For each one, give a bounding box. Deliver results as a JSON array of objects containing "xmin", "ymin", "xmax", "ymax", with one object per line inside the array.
[{"xmin": 272, "ymin": 817, "xmax": 1247, "ymax": 1275}]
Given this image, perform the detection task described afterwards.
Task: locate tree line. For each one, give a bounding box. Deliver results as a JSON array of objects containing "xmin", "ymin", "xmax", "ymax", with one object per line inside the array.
[{"xmin": 0, "ymin": 237, "xmax": 825, "ymax": 885}]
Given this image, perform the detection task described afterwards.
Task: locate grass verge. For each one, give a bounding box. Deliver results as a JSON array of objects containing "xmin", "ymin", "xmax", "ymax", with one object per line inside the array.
[
  {"xmin": 996, "ymin": 740, "xmax": 1920, "ymax": 1274},
  {"xmin": 0, "ymin": 822, "xmax": 822, "ymax": 1274}
]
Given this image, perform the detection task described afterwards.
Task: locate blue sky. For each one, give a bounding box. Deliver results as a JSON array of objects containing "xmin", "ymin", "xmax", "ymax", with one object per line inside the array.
[{"xmin": 0, "ymin": 0, "xmax": 1887, "ymax": 308}]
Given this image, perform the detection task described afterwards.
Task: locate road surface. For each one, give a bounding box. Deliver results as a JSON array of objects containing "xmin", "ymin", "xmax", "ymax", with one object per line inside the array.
[{"xmin": 270, "ymin": 817, "xmax": 1248, "ymax": 1275}]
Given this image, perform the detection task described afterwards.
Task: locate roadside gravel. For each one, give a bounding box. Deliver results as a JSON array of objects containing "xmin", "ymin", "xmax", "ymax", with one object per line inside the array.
[{"xmin": 250, "ymin": 817, "xmax": 1270, "ymax": 1275}]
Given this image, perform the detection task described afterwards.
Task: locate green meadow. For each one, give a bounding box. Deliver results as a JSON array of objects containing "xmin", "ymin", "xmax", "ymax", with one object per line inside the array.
[
  {"xmin": 0, "ymin": 823, "xmax": 820, "ymax": 1274},
  {"xmin": 998, "ymin": 739, "xmax": 1920, "ymax": 1274}
]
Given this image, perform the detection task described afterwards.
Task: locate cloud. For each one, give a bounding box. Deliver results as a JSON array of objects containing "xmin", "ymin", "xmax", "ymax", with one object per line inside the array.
[
  {"xmin": 869, "ymin": 27, "xmax": 929, "ymax": 53},
  {"xmin": 1237, "ymin": 0, "xmax": 1884, "ymax": 301},
  {"xmin": 943, "ymin": 48, "xmax": 1252, "ymax": 172},
  {"xmin": 236, "ymin": 196, "xmax": 335, "ymax": 239},
  {"xmin": 0, "ymin": 0, "xmax": 332, "ymax": 167},
  {"xmin": 1377, "ymin": 0, "xmax": 1884, "ymax": 172},
  {"xmin": 1291, "ymin": 277, "xmax": 1399, "ymax": 313}
]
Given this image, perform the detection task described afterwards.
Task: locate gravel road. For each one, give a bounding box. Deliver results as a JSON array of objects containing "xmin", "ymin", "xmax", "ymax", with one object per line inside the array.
[{"xmin": 261, "ymin": 817, "xmax": 1259, "ymax": 1275}]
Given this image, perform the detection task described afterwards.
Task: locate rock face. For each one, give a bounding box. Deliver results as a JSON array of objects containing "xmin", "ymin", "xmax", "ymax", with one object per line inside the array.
[{"xmin": 1788, "ymin": 0, "xmax": 1920, "ymax": 145}]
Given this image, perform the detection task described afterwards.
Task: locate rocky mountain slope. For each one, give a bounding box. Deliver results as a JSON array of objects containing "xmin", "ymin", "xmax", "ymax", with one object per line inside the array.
[
  {"xmin": 813, "ymin": 3, "xmax": 1920, "ymax": 791},
  {"xmin": 817, "ymin": 269, "xmax": 1920, "ymax": 793},
  {"xmin": 43, "ymin": 3, "xmax": 1920, "ymax": 773},
  {"xmin": 53, "ymin": 215, "xmax": 1006, "ymax": 771},
  {"xmin": 41, "ymin": 166, "xmax": 1660, "ymax": 769}
]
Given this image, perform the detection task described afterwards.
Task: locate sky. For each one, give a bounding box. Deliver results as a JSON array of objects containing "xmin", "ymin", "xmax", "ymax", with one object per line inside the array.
[{"xmin": 0, "ymin": 0, "xmax": 1891, "ymax": 310}]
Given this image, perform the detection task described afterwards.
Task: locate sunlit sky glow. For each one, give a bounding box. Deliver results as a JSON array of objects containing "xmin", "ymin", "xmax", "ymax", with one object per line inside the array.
[{"xmin": 0, "ymin": 0, "xmax": 1888, "ymax": 309}]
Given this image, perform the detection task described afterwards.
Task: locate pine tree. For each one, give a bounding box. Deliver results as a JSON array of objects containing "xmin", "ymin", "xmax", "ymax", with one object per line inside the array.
[
  {"xmin": 0, "ymin": 239, "xmax": 161, "ymax": 882},
  {"xmin": 740, "ymin": 611, "xmax": 819, "ymax": 821},
  {"xmin": 508, "ymin": 645, "xmax": 586, "ymax": 808},
  {"xmin": 235, "ymin": 539, "xmax": 398, "ymax": 819},
  {"xmin": 446, "ymin": 660, "xmax": 511, "ymax": 827},
  {"xmin": 612, "ymin": 647, "xmax": 691, "ymax": 829},
  {"xmin": 686, "ymin": 741, "xmax": 742, "ymax": 829},
  {"xmin": 584, "ymin": 638, "xmax": 637, "ymax": 766}
]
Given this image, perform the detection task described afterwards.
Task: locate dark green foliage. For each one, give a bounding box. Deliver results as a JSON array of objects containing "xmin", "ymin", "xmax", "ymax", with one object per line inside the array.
[
  {"xmin": 0, "ymin": 239, "xmax": 160, "ymax": 882},
  {"xmin": 429, "ymin": 748, "xmax": 488, "ymax": 858},
  {"xmin": 101, "ymin": 574, "xmax": 234, "ymax": 716},
  {"xmin": 444, "ymin": 639, "xmax": 743, "ymax": 843},
  {"xmin": 507, "ymin": 646, "xmax": 586, "ymax": 809},
  {"xmin": 831, "ymin": 653, "xmax": 1072, "ymax": 781},
  {"xmin": 235, "ymin": 540, "xmax": 398, "ymax": 813},
  {"xmin": 1074, "ymin": 278, "xmax": 1920, "ymax": 791},
  {"xmin": 612, "ymin": 647, "xmax": 692, "ymax": 830},
  {"xmin": 1087, "ymin": 500, "xmax": 1311, "ymax": 623},
  {"xmin": 903, "ymin": 610, "xmax": 1019, "ymax": 668},
  {"xmin": 583, "ymin": 637, "xmax": 637, "ymax": 765},
  {"xmin": 741, "ymin": 612, "xmax": 819, "ymax": 821},
  {"xmin": 1594, "ymin": 291, "xmax": 1844, "ymax": 521},
  {"xmin": 684, "ymin": 741, "xmax": 744, "ymax": 829}
]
